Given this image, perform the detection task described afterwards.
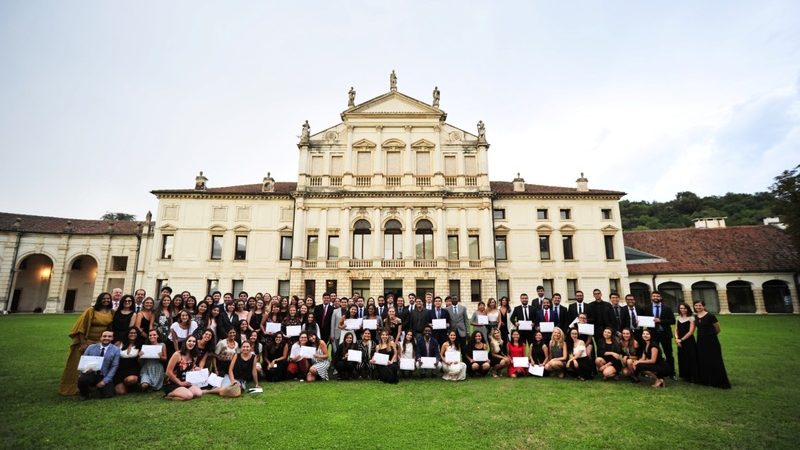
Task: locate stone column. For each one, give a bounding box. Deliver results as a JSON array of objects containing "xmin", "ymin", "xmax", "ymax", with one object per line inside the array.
[
  {"xmin": 318, "ymin": 208, "xmax": 328, "ymax": 260},
  {"xmin": 788, "ymin": 283, "xmax": 799, "ymax": 314},
  {"xmin": 292, "ymin": 207, "xmax": 307, "ymax": 265},
  {"xmin": 480, "ymin": 206, "xmax": 494, "ymax": 262},
  {"xmin": 375, "ymin": 126, "xmax": 384, "ymax": 185},
  {"xmin": 433, "ymin": 124, "xmax": 444, "ymax": 186},
  {"xmin": 403, "ymin": 126, "xmax": 413, "ymax": 186},
  {"xmin": 344, "ymin": 125, "xmax": 354, "ymax": 186},
  {"xmin": 753, "ymin": 287, "xmax": 766, "ymax": 314},
  {"xmin": 340, "ymin": 208, "xmax": 351, "ymax": 262},
  {"xmin": 372, "ymin": 208, "xmax": 382, "ymax": 260},
  {"xmin": 435, "ymin": 207, "xmax": 446, "ymax": 260},
  {"xmin": 403, "ymin": 207, "xmax": 414, "ymax": 260},
  {"xmin": 718, "ymin": 290, "xmax": 730, "ymax": 314}
]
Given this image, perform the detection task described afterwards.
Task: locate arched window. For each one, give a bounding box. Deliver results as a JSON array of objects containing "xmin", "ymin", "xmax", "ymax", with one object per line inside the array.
[
  {"xmin": 691, "ymin": 281, "xmax": 720, "ymax": 313},
  {"xmin": 727, "ymin": 280, "xmax": 755, "ymax": 313},
  {"xmin": 384, "ymin": 220, "xmax": 403, "ymax": 260},
  {"xmin": 657, "ymin": 281, "xmax": 683, "ymax": 311},
  {"xmin": 352, "ymin": 220, "xmax": 371, "ymax": 260},
  {"xmin": 415, "ymin": 219, "xmax": 434, "ymax": 260},
  {"xmin": 629, "ymin": 282, "xmax": 651, "ymax": 309},
  {"xmin": 763, "ymin": 280, "xmax": 793, "ymax": 313}
]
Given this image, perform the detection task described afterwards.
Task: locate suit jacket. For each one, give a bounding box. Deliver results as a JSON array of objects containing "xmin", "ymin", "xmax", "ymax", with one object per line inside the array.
[
  {"xmin": 83, "ymin": 343, "xmax": 121, "ymax": 384},
  {"xmin": 416, "ymin": 335, "xmax": 440, "ymax": 361},
  {"xmin": 551, "ymin": 304, "xmax": 568, "ymax": 333},
  {"xmin": 586, "ymin": 300, "xmax": 615, "ymax": 337},
  {"xmin": 620, "ymin": 305, "xmax": 644, "ymax": 331},
  {"xmin": 329, "ymin": 307, "xmax": 343, "ymax": 343},
  {"xmin": 394, "ymin": 305, "xmax": 410, "ymax": 330},
  {"xmin": 649, "ymin": 303, "xmax": 675, "ymax": 341},
  {"xmin": 567, "ymin": 302, "xmax": 588, "ymax": 326},
  {"xmin": 446, "ymin": 304, "xmax": 469, "ymax": 338},
  {"xmin": 609, "ymin": 304, "xmax": 625, "ymax": 332},
  {"xmin": 314, "ymin": 303, "xmax": 334, "ymax": 341},
  {"xmin": 377, "ymin": 304, "xmax": 389, "ymax": 319},
  {"xmin": 532, "ymin": 297, "xmax": 544, "ymax": 310},
  {"xmin": 428, "ymin": 308, "xmax": 451, "ymax": 342},
  {"xmin": 409, "ymin": 308, "xmax": 429, "ymax": 334},
  {"xmin": 510, "ymin": 304, "xmax": 536, "ymax": 326}
]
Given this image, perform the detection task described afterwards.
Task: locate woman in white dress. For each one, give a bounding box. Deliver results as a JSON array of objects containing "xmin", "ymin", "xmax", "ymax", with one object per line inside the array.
[{"xmin": 440, "ymin": 330, "xmax": 467, "ymax": 381}]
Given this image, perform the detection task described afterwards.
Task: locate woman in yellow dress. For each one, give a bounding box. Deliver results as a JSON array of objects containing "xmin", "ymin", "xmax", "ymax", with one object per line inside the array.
[{"xmin": 58, "ymin": 292, "xmax": 114, "ymax": 395}]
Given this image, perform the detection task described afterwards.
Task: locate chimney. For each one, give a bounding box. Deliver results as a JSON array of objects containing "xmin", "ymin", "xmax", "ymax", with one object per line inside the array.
[
  {"xmin": 693, "ymin": 217, "xmax": 727, "ymax": 229},
  {"xmin": 576, "ymin": 172, "xmax": 589, "ymax": 192},
  {"xmin": 262, "ymin": 172, "xmax": 275, "ymax": 193},
  {"xmin": 513, "ymin": 173, "xmax": 525, "ymax": 192}
]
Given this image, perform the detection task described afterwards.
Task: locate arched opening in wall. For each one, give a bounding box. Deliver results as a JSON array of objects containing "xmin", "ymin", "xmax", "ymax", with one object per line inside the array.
[
  {"xmin": 657, "ymin": 281, "xmax": 684, "ymax": 311},
  {"xmin": 11, "ymin": 254, "xmax": 54, "ymax": 312},
  {"xmin": 383, "ymin": 220, "xmax": 402, "ymax": 260},
  {"xmin": 727, "ymin": 280, "xmax": 756, "ymax": 313},
  {"xmin": 691, "ymin": 281, "xmax": 720, "ymax": 314},
  {"xmin": 415, "ymin": 219, "xmax": 433, "ymax": 260},
  {"xmin": 352, "ymin": 220, "xmax": 372, "ymax": 260},
  {"xmin": 629, "ymin": 282, "xmax": 651, "ymax": 309},
  {"xmin": 64, "ymin": 255, "xmax": 98, "ymax": 312},
  {"xmin": 763, "ymin": 280, "xmax": 793, "ymax": 313}
]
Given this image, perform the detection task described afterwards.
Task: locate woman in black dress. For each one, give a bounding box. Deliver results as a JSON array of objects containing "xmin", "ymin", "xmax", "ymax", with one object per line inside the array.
[
  {"xmin": 529, "ymin": 331, "xmax": 550, "ymax": 368},
  {"xmin": 465, "ymin": 330, "xmax": 491, "ymax": 377},
  {"xmin": 263, "ymin": 332, "xmax": 289, "ymax": 382},
  {"xmin": 114, "ymin": 327, "xmax": 142, "ymax": 395},
  {"xmin": 373, "ymin": 330, "xmax": 399, "ymax": 383},
  {"xmin": 694, "ymin": 301, "xmax": 731, "ymax": 389},
  {"xmin": 111, "ymin": 295, "xmax": 136, "ymax": 343},
  {"xmin": 594, "ymin": 327, "xmax": 622, "ymax": 380},
  {"xmin": 335, "ymin": 332, "xmax": 359, "ymax": 380},
  {"xmin": 498, "ymin": 296, "xmax": 511, "ymax": 347},
  {"xmin": 633, "ymin": 329, "xmax": 668, "ymax": 388},
  {"xmin": 229, "ymin": 340, "xmax": 259, "ymax": 391},
  {"xmin": 675, "ymin": 302, "xmax": 698, "ymax": 383}
]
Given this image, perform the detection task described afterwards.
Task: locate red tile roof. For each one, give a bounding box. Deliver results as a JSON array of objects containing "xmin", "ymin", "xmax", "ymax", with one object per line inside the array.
[
  {"xmin": 151, "ymin": 182, "xmax": 296, "ymax": 195},
  {"xmin": 624, "ymin": 226, "xmax": 800, "ymax": 274},
  {"xmin": 0, "ymin": 212, "xmax": 144, "ymax": 235}
]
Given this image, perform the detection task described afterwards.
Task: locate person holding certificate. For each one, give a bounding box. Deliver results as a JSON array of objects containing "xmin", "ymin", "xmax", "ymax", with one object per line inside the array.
[
  {"xmin": 416, "ymin": 326, "xmax": 440, "ymax": 378},
  {"xmin": 288, "ymin": 332, "xmax": 313, "ymax": 380},
  {"xmin": 373, "ymin": 330, "xmax": 399, "ymax": 384},
  {"xmin": 229, "ymin": 341, "xmax": 259, "ymax": 392},
  {"xmin": 507, "ymin": 330, "xmax": 527, "ymax": 378},
  {"xmin": 282, "ymin": 305, "xmax": 304, "ymax": 345},
  {"xmin": 465, "ymin": 330, "xmax": 491, "ymax": 377},
  {"xmin": 566, "ymin": 328, "xmax": 593, "ymax": 381},
  {"xmin": 113, "ymin": 327, "xmax": 142, "ymax": 395},
  {"xmin": 77, "ymin": 330, "xmax": 120, "ymax": 399},
  {"xmin": 139, "ymin": 329, "xmax": 167, "ymax": 391},
  {"xmin": 215, "ymin": 328, "xmax": 240, "ymax": 378},
  {"xmin": 306, "ymin": 334, "xmax": 330, "ymax": 382},
  {"xmin": 544, "ymin": 327, "xmax": 567, "ymax": 378},
  {"xmin": 195, "ymin": 329, "xmax": 216, "ymax": 370},
  {"xmin": 427, "ymin": 297, "xmax": 450, "ymax": 345},
  {"xmin": 363, "ymin": 304, "xmax": 383, "ymax": 341},
  {"xmin": 60, "ymin": 292, "xmax": 115, "ymax": 396},
  {"xmin": 529, "ymin": 331, "xmax": 549, "ymax": 369},
  {"xmin": 357, "ymin": 329, "xmax": 376, "ymax": 379},
  {"xmin": 164, "ymin": 336, "xmax": 203, "ymax": 400},
  {"xmin": 334, "ymin": 332, "xmax": 359, "ymax": 380},
  {"xmin": 632, "ymin": 329, "xmax": 668, "ymax": 388},
  {"xmin": 260, "ymin": 303, "xmax": 283, "ymax": 349},
  {"xmin": 595, "ymin": 327, "xmax": 623, "ymax": 380},
  {"xmin": 470, "ymin": 301, "xmax": 489, "ymax": 342},
  {"xmin": 488, "ymin": 327, "xmax": 510, "ymax": 377},
  {"xmin": 440, "ymin": 331, "xmax": 467, "ymax": 381},
  {"xmin": 398, "ymin": 331, "xmax": 417, "ymax": 379},
  {"xmin": 339, "ymin": 305, "xmax": 363, "ymax": 342},
  {"xmin": 263, "ymin": 332, "xmax": 289, "ymax": 382}
]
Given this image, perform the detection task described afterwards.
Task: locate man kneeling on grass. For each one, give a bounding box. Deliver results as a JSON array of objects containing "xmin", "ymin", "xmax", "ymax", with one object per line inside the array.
[{"xmin": 78, "ymin": 330, "xmax": 120, "ymax": 400}]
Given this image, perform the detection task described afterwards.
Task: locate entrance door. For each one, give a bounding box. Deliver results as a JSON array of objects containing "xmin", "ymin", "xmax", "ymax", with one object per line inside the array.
[
  {"xmin": 64, "ymin": 289, "xmax": 77, "ymax": 312},
  {"xmin": 10, "ymin": 289, "xmax": 21, "ymax": 312},
  {"xmin": 384, "ymin": 279, "xmax": 402, "ymax": 299}
]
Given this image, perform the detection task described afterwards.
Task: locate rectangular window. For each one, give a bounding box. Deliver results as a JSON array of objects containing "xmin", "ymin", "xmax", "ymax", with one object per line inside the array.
[
  {"xmin": 310, "ymin": 155, "xmax": 323, "ymax": 176},
  {"xmin": 232, "ymin": 280, "xmax": 244, "ymax": 297},
  {"xmin": 161, "ymin": 235, "xmax": 174, "ymax": 259},
  {"xmin": 497, "ymin": 280, "xmax": 509, "ymax": 300},
  {"xmin": 326, "ymin": 279, "xmax": 338, "ymax": 295},
  {"xmin": 207, "ymin": 279, "xmax": 219, "ymax": 295},
  {"xmin": 357, "ymin": 152, "xmax": 371, "ymax": 176},
  {"xmin": 543, "ymin": 279, "xmax": 554, "ymax": 298},
  {"xmin": 560, "ymin": 209, "xmax": 571, "ymax": 220},
  {"xmin": 305, "ymin": 280, "xmax": 316, "ymax": 299},
  {"xmin": 385, "ymin": 233, "xmax": 402, "ymax": 259},
  {"xmin": 492, "ymin": 208, "xmax": 506, "ymax": 220},
  {"xmin": 307, "ymin": 235, "xmax": 319, "ymax": 260},
  {"xmin": 494, "ymin": 235, "xmax": 507, "ymax": 260},
  {"xmin": 280, "ymin": 236, "xmax": 293, "ymax": 260},
  {"xmin": 562, "ymin": 235, "xmax": 574, "ymax": 260},
  {"xmin": 415, "ymin": 234, "xmax": 433, "ymax": 259},
  {"xmin": 415, "ymin": 151, "xmax": 431, "ymax": 175},
  {"xmin": 537, "ymin": 209, "xmax": 548, "ymax": 220},
  {"xmin": 386, "ymin": 151, "xmax": 401, "ymax": 176},
  {"xmin": 156, "ymin": 279, "xmax": 169, "ymax": 294},
  {"xmin": 111, "ymin": 256, "xmax": 128, "ymax": 271},
  {"xmin": 447, "ymin": 235, "xmax": 459, "ymax": 259},
  {"xmin": 470, "ymin": 280, "xmax": 482, "ymax": 302},
  {"xmin": 465, "ymin": 156, "xmax": 477, "ymax": 175},
  {"xmin": 601, "ymin": 208, "xmax": 613, "ymax": 220},
  {"xmin": 234, "ymin": 236, "xmax": 247, "ymax": 260},
  {"xmin": 278, "ymin": 280, "xmax": 290, "ymax": 297},
  {"xmin": 330, "ymin": 155, "xmax": 343, "ymax": 176},
  {"xmin": 327, "ymin": 236, "xmax": 339, "ymax": 260},
  {"xmin": 604, "ymin": 235, "xmax": 615, "ymax": 259},
  {"xmin": 444, "ymin": 155, "xmax": 457, "ymax": 176},
  {"xmin": 609, "ymin": 278, "xmax": 621, "ymax": 295},
  {"xmin": 539, "ymin": 235, "xmax": 551, "ymax": 260},
  {"xmin": 567, "ymin": 279, "xmax": 578, "ymax": 301},
  {"xmin": 210, "ymin": 235, "xmax": 223, "ymax": 260},
  {"xmin": 449, "ymin": 280, "xmax": 461, "ymax": 299},
  {"xmin": 414, "ymin": 279, "xmax": 434, "ymax": 300},
  {"xmin": 468, "ymin": 235, "xmax": 480, "ymax": 260},
  {"xmin": 353, "ymin": 234, "xmax": 370, "ymax": 259}
]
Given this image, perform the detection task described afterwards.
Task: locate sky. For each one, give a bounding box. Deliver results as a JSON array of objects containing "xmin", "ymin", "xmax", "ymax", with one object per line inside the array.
[{"xmin": 1, "ymin": 0, "xmax": 798, "ymax": 220}]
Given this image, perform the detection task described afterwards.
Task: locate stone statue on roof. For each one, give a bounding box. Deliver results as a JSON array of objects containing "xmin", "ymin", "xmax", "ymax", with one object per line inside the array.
[
  {"xmin": 348, "ymin": 87, "xmax": 355, "ymax": 107},
  {"xmin": 300, "ymin": 120, "xmax": 310, "ymax": 144},
  {"xmin": 390, "ymin": 70, "xmax": 397, "ymax": 92},
  {"xmin": 195, "ymin": 171, "xmax": 207, "ymax": 190},
  {"xmin": 477, "ymin": 120, "xmax": 486, "ymax": 143},
  {"xmin": 432, "ymin": 86, "xmax": 440, "ymax": 107}
]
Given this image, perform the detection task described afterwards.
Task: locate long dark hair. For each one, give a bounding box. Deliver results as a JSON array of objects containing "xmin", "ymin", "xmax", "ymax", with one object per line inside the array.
[
  {"xmin": 121, "ymin": 326, "xmax": 142, "ymax": 349},
  {"xmin": 179, "ymin": 336, "xmax": 199, "ymax": 359},
  {"xmin": 93, "ymin": 292, "xmax": 112, "ymax": 311}
]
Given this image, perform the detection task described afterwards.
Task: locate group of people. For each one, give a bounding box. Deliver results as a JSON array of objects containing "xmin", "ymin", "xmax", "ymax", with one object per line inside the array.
[{"xmin": 58, "ymin": 285, "xmax": 731, "ymax": 400}]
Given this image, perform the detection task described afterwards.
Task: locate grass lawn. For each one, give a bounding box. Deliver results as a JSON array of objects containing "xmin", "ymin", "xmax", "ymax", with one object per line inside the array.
[{"xmin": 0, "ymin": 314, "xmax": 798, "ymax": 449}]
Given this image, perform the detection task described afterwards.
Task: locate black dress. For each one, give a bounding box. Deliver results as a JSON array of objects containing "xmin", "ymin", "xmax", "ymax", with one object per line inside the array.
[
  {"xmin": 596, "ymin": 340, "xmax": 623, "ymax": 371},
  {"xmin": 111, "ymin": 310, "xmax": 134, "ymax": 342},
  {"xmin": 530, "ymin": 341, "xmax": 548, "ymax": 366},
  {"xmin": 163, "ymin": 356, "xmax": 194, "ymax": 395},
  {"xmin": 695, "ymin": 313, "xmax": 731, "ymax": 389},
  {"xmin": 264, "ymin": 342, "xmax": 288, "ymax": 382},
  {"xmin": 635, "ymin": 343, "xmax": 668, "ymax": 377},
  {"xmin": 233, "ymin": 354, "xmax": 256, "ymax": 384},
  {"xmin": 676, "ymin": 318, "xmax": 699, "ymax": 383},
  {"xmin": 334, "ymin": 344, "xmax": 358, "ymax": 380},
  {"xmin": 374, "ymin": 347, "xmax": 399, "ymax": 384}
]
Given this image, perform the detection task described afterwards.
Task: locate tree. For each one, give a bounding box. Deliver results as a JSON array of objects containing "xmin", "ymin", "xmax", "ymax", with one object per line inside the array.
[
  {"xmin": 101, "ymin": 212, "xmax": 136, "ymax": 221},
  {"xmin": 770, "ymin": 164, "xmax": 800, "ymax": 250}
]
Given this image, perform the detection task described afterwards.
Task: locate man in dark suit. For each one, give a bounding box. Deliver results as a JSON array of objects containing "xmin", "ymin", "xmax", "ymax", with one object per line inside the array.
[
  {"xmin": 620, "ymin": 294, "xmax": 644, "ymax": 341},
  {"xmin": 533, "ymin": 285, "xmax": 546, "ymax": 309},
  {"xmin": 408, "ymin": 298, "xmax": 429, "ymax": 335},
  {"xmin": 567, "ymin": 290, "xmax": 588, "ymax": 327},
  {"xmin": 510, "ymin": 293, "xmax": 536, "ymax": 344},
  {"xmin": 608, "ymin": 292, "xmax": 624, "ymax": 334},
  {"xmin": 586, "ymin": 289, "xmax": 614, "ymax": 343},
  {"xmin": 394, "ymin": 296, "xmax": 410, "ymax": 330},
  {"xmin": 551, "ymin": 293, "xmax": 569, "ymax": 333},
  {"xmin": 376, "ymin": 296, "xmax": 388, "ymax": 318},
  {"xmin": 77, "ymin": 330, "xmax": 120, "ymax": 399},
  {"xmin": 649, "ymin": 291, "xmax": 676, "ymax": 378},
  {"xmin": 314, "ymin": 292, "xmax": 334, "ymax": 344},
  {"xmin": 416, "ymin": 325, "xmax": 440, "ymax": 378},
  {"xmin": 535, "ymin": 298, "xmax": 554, "ymax": 342},
  {"xmin": 428, "ymin": 297, "xmax": 451, "ymax": 344}
]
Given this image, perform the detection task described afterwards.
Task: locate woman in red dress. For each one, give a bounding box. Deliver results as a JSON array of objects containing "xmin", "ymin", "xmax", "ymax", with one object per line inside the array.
[{"xmin": 507, "ymin": 330, "xmax": 527, "ymax": 378}]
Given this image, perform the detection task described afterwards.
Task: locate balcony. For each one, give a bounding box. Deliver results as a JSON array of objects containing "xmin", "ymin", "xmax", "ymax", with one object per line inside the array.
[
  {"xmin": 329, "ymin": 177, "xmax": 342, "ymax": 187},
  {"xmin": 355, "ymin": 176, "xmax": 371, "ymax": 187},
  {"xmin": 349, "ymin": 259, "xmax": 372, "ymax": 268},
  {"xmin": 444, "ymin": 176, "xmax": 457, "ymax": 187},
  {"xmin": 465, "ymin": 176, "xmax": 477, "ymax": 187},
  {"xmin": 385, "ymin": 176, "xmax": 401, "ymax": 187},
  {"xmin": 448, "ymin": 260, "xmax": 460, "ymax": 269},
  {"xmin": 469, "ymin": 260, "xmax": 481, "ymax": 268},
  {"xmin": 413, "ymin": 259, "xmax": 437, "ymax": 268},
  {"xmin": 326, "ymin": 260, "xmax": 338, "ymax": 269},
  {"xmin": 381, "ymin": 259, "xmax": 406, "ymax": 268},
  {"xmin": 308, "ymin": 177, "xmax": 322, "ymax": 187},
  {"xmin": 416, "ymin": 176, "xmax": 431, "ymax": 187},
  {"xmin": 303, "ymin": 260, "xmax": 317, "ymax": 268}
]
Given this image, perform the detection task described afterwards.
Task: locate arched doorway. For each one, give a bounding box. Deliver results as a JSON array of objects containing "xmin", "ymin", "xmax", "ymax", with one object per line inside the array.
[
  {"xmin": 763, "ymin": 280, "xmax": 793, "ymax": 313},
  {"xmin": 727, "ymin": 280, "xmax": 755, "ymax": 313},
  {"xmin": 11, "ymin": 254, "xmax": 53, "ymax": 312},
  {"xmin": 64, "ymin": 255, "xmax": 98, "ymax": 312},
  {"xmin": 629, "ymin": 282, "xmax": 651, "ymax": 309},
  {"xmin": 657, "ymin": 281, "xmax": 683, "ymax": 311},
  {"xmin": 691, "ymin": 281, "xmax": 720, "ymax": 313}
]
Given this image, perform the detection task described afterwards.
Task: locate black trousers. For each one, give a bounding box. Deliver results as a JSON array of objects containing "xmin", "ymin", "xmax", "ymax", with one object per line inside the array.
[{"xmin": 78, "ymin": 372, "xmax": 115, "ymax": 398}]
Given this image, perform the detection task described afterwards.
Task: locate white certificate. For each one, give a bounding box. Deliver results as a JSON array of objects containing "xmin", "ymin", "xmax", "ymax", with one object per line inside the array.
[
  {"xmin": 206, "ymin": 373, "xmax": 223, "ymax": 388},
  {"xmin": 637, "ymin": 316, "xmax": 656, "ymax": 328},
  {"xmin": 445, "ymin": 350, "xmax": 460, "ymax": 363},
  {"xmin": 578, "ymin": 323, "xmax": 595, "ymax": 336},
  {"xmin": 472, "ymin": 350, "xmax": 489, "ymax": 362},
  {"xmin": 344, "ymin": 318, "xmax": 363, "ymax": 330},
  {"xmin": 373, "ymin": 352, "xmax": 390, "ymax": 366},
  {"xmin": 140, "ymin": 344, "xmax": 162, "ymax": 359},
  {"xmin": 299, "ymin": 346, "xmax": 316, "ymax": 359},
  {"xmin": 185, "ymin": 368, "xmax": 209, "ymax": 386},
  {"xmin": 518, "ymin": 320, "xmax": 533, "ymax": 331},
  {"xmin": 477, "ymin": 315, "xmax": 489, "ymax": 325},
  {"xmin": 432, "ymin": 318, "xmax": 447, "ymax": 330},
  {"xmin": 529, "ymin": 364, "xmax": 545, "ymax": 377},
  {"xmin": 420, "ymin": 356, "xmax": 437, "ymax": 369},
  {"xmin": 77, "ymin": 355, "xmax": 104, "ymax": 372},
  {"xmin": 286, "ymin": 325, "xmax": 302, "ymax": 337},
  {"xmin": 362, "ymin": 319, "xmax": 378, "ymax": 330},
  {"xmin": 512, "ymin": 357, "xmax": 530, "ymax": 368},
  {"xmin": 399, "ymin": 358, "xmax": 416, "ymax": 371},
  {"xmin": 539, "ymin": 322, "xmax": 555, "ymax": 333},
  {"xmin": 265, "ymin": 322, "xmax": 282, "ymax": 333},
  {"xmin": 347, "ymin": 349, "xmax": 363, "ymax": 362}
]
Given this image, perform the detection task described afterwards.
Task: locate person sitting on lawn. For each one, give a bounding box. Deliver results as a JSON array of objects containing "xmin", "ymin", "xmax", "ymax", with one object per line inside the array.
[{"xmin": 77, "ymin": 330, "xmax": 120, "ymax": 400}]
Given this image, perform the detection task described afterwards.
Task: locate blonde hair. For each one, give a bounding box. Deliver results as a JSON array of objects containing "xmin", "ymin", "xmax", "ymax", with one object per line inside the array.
[{"xmin": 549, "ymin": 327, "xmax": 564, "ymax": 349}]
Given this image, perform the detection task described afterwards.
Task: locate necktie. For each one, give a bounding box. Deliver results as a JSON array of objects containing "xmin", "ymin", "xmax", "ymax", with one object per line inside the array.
[
  {"xmin": 437, "ymin": 309, "xmax": 440, "ymax": 319},
  {"xmin": 630, "ymin": 308, "xmax": 637, "ymax": 327},
  {"xmin": 553, "ymin": 308, "xmax": 558, "ymax": 322},
  {"xmin": 322, "ymin": 305, "xmax": 328, "ymax": 324},
  {"xmin": 614, "ymin": 306, "xmax": 620, "ymax": 322},
  {"xmin": 454, "ymin": 305, "xmax": 458, "ymax": 315},
  {"xmin": 359, "ymin": 307, "xmax": 363, "ymax": 318},
  {"xmin": 578, "ymin": 303, "xmax": 582, "ymax": 315},
  {"xmin": 523, "ymin": 306, "xmax": 528, "ymax": 321},
  {"xmin": 655, "ymin": 305, "xmax": 660, "ymax": 318},
  {"xmin": 545, "ymin": 310, "xmax": 549, "ymax": 322},
  {"xmin": 100, "ymin": 346, "xmax": 106, "ymax": 357}
]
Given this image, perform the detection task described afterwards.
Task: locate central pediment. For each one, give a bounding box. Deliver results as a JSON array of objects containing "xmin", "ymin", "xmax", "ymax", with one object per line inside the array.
[{"xmin": 342, "ymin": 91, "xmax": 446, "ymax": 121}]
